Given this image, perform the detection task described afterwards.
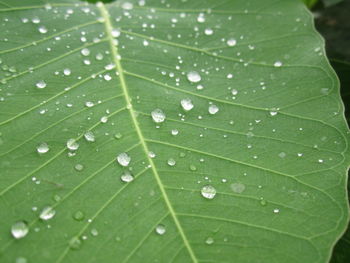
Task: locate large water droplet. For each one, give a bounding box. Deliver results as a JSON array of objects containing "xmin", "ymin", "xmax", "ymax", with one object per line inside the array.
[
  {"xmin": 201, "ymin": 185, "xmax": 216, "ymax": 199},
  {"xmin": 274, "ymin": 61, "xmax": 283, "ymax": 67},
  {"xmin": 67, "ymin": 139, "xmax": 79, "ymax": 151},
  {"xmin": 11, "ymin": 221, "xmax": 29, "ymax": 239},
  {"xmin": 226, "ymin": 38, "xmax": 237, "ymax": 47},
  {"xmin": 187, "ymin": 71, "xmax": 201, "ymax": 83},
  {"xmin": 117, "ymin": 153, "xmax": 131, "ymax": 167},
  {"xmin": 36, "ymin": 80, "xmax": 46, "ymax": 89},
  {"xmin": 230, "ymin": 183, "xmax": 245, "ymax": 194},
  {"xmin": 121, "ymin": 171, "xmax": 134, "ymax": 182},
  {"xmin": 155, "ymin": 224, "xmax": 166, "ymax": 235},
  {"xmin": 39, "ymin": 206, "xmax": 56, "ymax": 220},
  {"xmin": 151, "ymin": 109, "xmax": 166, "ymax": 123},
  {"xmin": 180, "ymin": 98, "xmax": 194, "ymax": 111},
  {"xmin": 84, "ymin": 131, "xmax": 95, "ymax": 142},
  {"xmin": 208, "ymin": 104, "xmax": 219, "ymax": 115},
  {"xmin": 37, "ymin": 142, "xmax": 49, "ymax": 154}
]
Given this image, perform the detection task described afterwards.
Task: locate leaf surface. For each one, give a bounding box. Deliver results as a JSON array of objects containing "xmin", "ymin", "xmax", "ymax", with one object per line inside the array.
[{"xmin": 0, "ymin": 0, "xmax": 349, "ymax": 263}]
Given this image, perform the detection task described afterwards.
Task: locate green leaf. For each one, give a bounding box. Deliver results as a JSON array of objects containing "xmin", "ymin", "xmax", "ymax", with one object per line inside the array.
[{"xmin": 0, "ymin": 1, "xmax": 349, "ymax": 263}]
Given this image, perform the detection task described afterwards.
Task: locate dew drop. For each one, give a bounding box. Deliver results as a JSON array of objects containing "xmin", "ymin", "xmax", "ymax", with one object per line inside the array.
[
  {"xmin": 74, "ymin": 164, "xmax": 84, "ymax": 171},
  {"xmin": 69, "ymin": 236, "xmax": 82, "ymax": 250},
  {"xmin": 11, "ymin": 221, "xmax": 29, "ymax": 239},
  {"xmin": 205, "ymin": 237, "xmax": 214, "ymax": 245},
  {"xmin": 231, "ymin": 89, "xmax": 238, "ymax": 95},
  {"xmin": 274, "ymin": 61, "xmax": 283, "ymax": 67},
  {"xmin": 121, "ymin": 171, "xmax": 134, "ymax": 182},
  {"xmin": 112, "ymin": 28, "xmax": 121, "ymax": 38},
  {"xmin": 73, "ymin": 211, "xmax": 85, "ymax": 221},
  {"xmin": 187, "ymin": 71, "xmax": 201, "ymax": 83},
  {"xmin": 117, "ymin": 153, "xmax": 131, "ymax": 167},
  {"xmin": 15, "ymin": 257, "xmax": 27, "ymax": 263},
  {"xmin": 63, "ymin": 68, "xmax": 71, "ymax": 76},
  {"xmin": 171, "ymin": 129, "xmax": 179, "ymax": 136},
  {"xmin": 148, "ymin": 151, "xmax": 156, "ymax": 158},
  {"xmin": 204, "ymin": 28, "xmax": 214, "ymax": 35},
  {"xmin": 226, "ymin": 38, "xmax": 237, "ymax": 47},
  {"xmin": 90, "ymin": 228, "xmax": 99, "ymax": 236},
  {"xmin": 230, "ymin": 183, "xmax": 245, "ymax": 194},
  {"xmin": 67, "ymin": 139, "xmax": 79, "ymax": 151},
  {"xmin": 37, "ymin": 142, "xmax": 49, "ymax": 154},
  {"xmin": 84, "ymin": 131, "xmax": 95, "ymax": 142},
  {"xmin": 85, "ymin": 101, "xmax": 94, "ymax": 108},
  {"xmin": 208, "ymin": 104, "xmax": 219, "ymax": 115},
  {"xmin": 201, "ymin": 185, "xmax": 216, "ymax": 199},
  {"xmin": 81, "ymin": 48, "xmax": 90, "ymax": 56},
  {"xmin": 39, "ymin": 206, "xmax": 56, "ymax": 220},
  {"xmin": 155, "ymin": 224, "xmax": 166, "ymax": 235},
  {"xmin": 273, "ymin": 208, "xmax": 280, "ymax": 214},
  {"xmin": 180, "ymin": 98, "xmax": 194, "ymax": 111},
  {"xmin": 121, "ymin": 2, "xmax": 133, "ymax": 10},
  {"xmin": 36, "ymin": 80, "xmax": 46, "ymax": 89},
  {"xmin": 151, "ymin": 109, "xmax": 166, "ymax": 123},
  {"xmin": 167, "ymin": 158, "xmax": 176, "ymax": 166},
  {"xmin": 38, "ymin": 26, "xmax": 47, "ymax": 34}
]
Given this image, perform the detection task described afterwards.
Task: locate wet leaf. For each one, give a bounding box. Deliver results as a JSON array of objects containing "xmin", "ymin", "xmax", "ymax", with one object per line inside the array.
[{"xmin": 0, "ymin": 0, "xmax": 349, "ymax": 263}]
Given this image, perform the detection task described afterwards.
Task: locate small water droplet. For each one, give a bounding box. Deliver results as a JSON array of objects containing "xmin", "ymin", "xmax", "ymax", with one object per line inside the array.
[
  {"xmin": 84, "ymin": 131, "xmax": 95, "ymax": 142},
  {"xmin": 226, "ymin": 38, "xmax": 237, "ymax": 47},
  {"xmin": 121, "ymin": 2, "xmax": 133, "ymax": 10},
  {"xmin": 15, "ymin": 257, "xmax": 27, "ymax": 263},
  {"xmin": 180, "ymin": 98, "xmax": 194, "ymax": 111},
  {"xmin": 121, "ymin": 171, "xmax": 134, "ymax": 182},
  {"xmin": 208, "ymin": 104, "xmax": 219, "ymax": 115},
  {"xmin": 81, "ymin": 48, "xmax": 90, "ymax": 56},
  {"xmin": 112, "ymin": 28, "xmax": 121, "ymax": 38},
  {"xmin": 187, "ymin": 71, "xmax": 201, "ymax": 83},
  {"xmin": 274, "ymin": 61, "xmax": 283, "ymax": 67},
  {"xmin": 259, "ymin": 198, "xmax": 267, "ymax": 206},
  {"xmin": 148, "ymin": 151, "xmax": 156, "ymax": 158},
  {"xmin": 38, "ymin": 25, "xmax": 47, "ymax": 34},
  {"xmin": 231, "ymin": 89, "xmax": 238, "ymax": 95},
  {"xmin": 167, "ymin": 158, "xmax": 176, "ymax": 166},
  {"xmin": 171, "ymin": 129, "xmax": 179, "ymax": 136},
  {"xmin": 37, "ymin": 142, "xmax": 49, "ymax": 154},
  {"xmin": 117, "ymin": 153, "xmax": 131, "ymax": 167},
  {"xmin": 189, "ymin": 164, "xmax": 197, "ymax": 171},
  {"xmin": 155, "ymin": 224, "xmax": 166, "ymax": 235},
  {"xmin": 67, "ymin": 139, "xmax": 79, "ymax": 151},
  {"xmin": 36, "ymin": 80, "xmax": 46, "ymax": 89},
  {"xmin": 114, "ymin": 133, "xmax": 122, "ymax": 139},
  {"xmin": 69, "ymin": 236, "xmax": 82, "ymax": 250},
  {"xmin": 273, "ymin": 208, "xmax": 280, "ymax": 214},
  {"xmin": 230, "ymin": 183, "xmax": 245, "ymax": 193},
  {"xmin": 201, "ymin": 185, "xmax": 216, "ymax": 199},
  {"xmin": 39, "ymin": 206, "xmax": 56, "ymax": 220},
  {"xmin": 90, "ymin": 228, "xmax": 99, "ymax": 236},
  {"xmin": 205, "ymin": 237, "xmax": 214, "ymax": 245},
  {"xmin": 74, "ymin": 164, "xmax": 84, "ymax": 171},
  {"xmin": 63, "ymin": 68, "xmax": 71, "ymax": 76},
  {"xmin": 73, "ymin": 211, "xmax": 85, "ymax": 221},
  {"xmin": 151, "ymin": 109, "xmax": 166, "ymax": 123},
  {"xmin": 11, "ymin": 221, "xmax": 29, "ymax": 239},
  {"xmin": 204, "ymin": 28, "xmax": 214, "ymax": 35}
]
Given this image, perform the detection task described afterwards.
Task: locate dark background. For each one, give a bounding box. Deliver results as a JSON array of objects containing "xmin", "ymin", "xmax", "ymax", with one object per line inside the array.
[{"xmin": 315, "ymin": 0, "xmax": 350, "ymax": 262}]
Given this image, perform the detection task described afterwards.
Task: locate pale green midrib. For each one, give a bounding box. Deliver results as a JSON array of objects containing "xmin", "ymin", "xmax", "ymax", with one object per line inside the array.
[{"xmin": 97, "ymin": 4, "xmax": 198, "ymax": 263}]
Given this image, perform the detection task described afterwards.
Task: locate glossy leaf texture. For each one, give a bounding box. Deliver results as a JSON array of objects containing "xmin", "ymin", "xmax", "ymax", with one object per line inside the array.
[{"xmin": 0, "ymin": 0, "xmax": 349, "ymax": 263}]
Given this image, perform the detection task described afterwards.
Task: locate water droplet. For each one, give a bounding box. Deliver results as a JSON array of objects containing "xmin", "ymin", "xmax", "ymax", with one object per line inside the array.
[
  {"xmin": 148, "ymin": 151, "xmax": 156, "ymax": 158},
  {"xmin": 39, "ymin": 206, "xmax": 56, "ymax": 220},
  {"xmin": 73, "ymin": 211, "xmax": 85, "ymax": 221},
  {"xmin": 187, "ymin": 71, "xmax": 201, "ymax": 83},
  {"xmin": 36, "ymin": 80, "xmax": 46, "ymax": 89},
  {"xmin": 180, "ymin": 98, "xmax": 194, "ymax": 111},
  {"xmin": 273, "ymin": 208, "xmax": 280, "ymax": 214},
  {"xmin": 274, "ymin": 61, "xmax": 283, "ymax": 67},
  {"xmin": 38, "ymin": 26, "xmax": 47, "ymax": 34},
  {"xmin": 90, "ymin": 228, "xmax": 99, "ymax": 236},
  {"xmin": 204, "ymin": 28, "xmax": 214, "ymax": 35},
  {"xmin": 231, "ymin": 89, "xmax": 238, "ymax": 95},
  {"xmin": 67, "ymin": 139, "xmax": 79, "ymax": 151},
  {"xmin": 121, "ymin": 2, "xmax": 133, "ymax": 10},
  {"xmin": 278, "ymin": 152, "xmax": 286, "ymax": 158},
  {"xmin": 11, "ymin": 221, "xmax": 29, "ymax": 239},
  {"xmin": 269, "ymin": 109, "xmax": 278, "ymax": 116},
  {"xmin": 227, "ymin": 73, "xmax": 233, "ymax": 79},
  {"xmin": 230, "ymin": 183, "xmax": 245, "ymax": 194},
  {"xmin": 260, "ymin": 198, "xmax": 267, "ymax": 206},
  {"xmin": 226, "ymin": 38, "xmax": 237, "ymax": 46},
  {"xmin": 37, "ymin": 142, "xmax": 49, "ymax": 154},
  {"xmin": 81, "ymin": 48, "xmax": 90, "ymax": 56},
  {"xmin": 63, "ymin": 68, "xmax": 71, "ymax": 76},
  {"xmin": 205, "ymin": 237, "xmax": 214, "ymax": 245},
  {"xmin": 74, "ymin": 164, "xmax": 84, "ymax": 171},
  {"xmin": 167, "ymin": 158, "xmax": 176, "ymax": 166},
  {"xmin": 201, "ymin": 185, "xmax": 216, "ymax": 199},
  {"xmin": 121, "ymin": 171, "xmax": 134, "ymax": 182},
  {"xmin": 117, "ymin": 153, "xmax": 131, "ymax": 167},
  {"xmin": 69, "ymin": 236, "xmax": 82, "ymax": 250},
  {"xmin": 155, "ymin": 224, "xmax": 166, "ymax": 235},
  {"xmin": 151, "ymin": 109, "xmax": 166, "ymax": 123},
  {"xmin": 208, "ymin": 104, "xmax": 219, "ymax": 115},
  {"xmin": 171, "ymin": 129, "xmax": 179, "ymax": 136},
  {"xmin": 100, "ymin": 116, "xmax": 108, "ymax": 123},
  {"xmin": 189, "ymin": 164, "xmax": 197, "ymax": 171},
  {"xmin": 197, "ymin": 13, "xmax": 205, "ymax": 23},
  {"xmin": 114, "ymin": 133, "xmax": 122, "ymax": 139},
  {"xmin": 84, "ymin": 131, "xmax": 95, "ymax": 142},
  {"xmin": 112, "ymin": 28, "xmax": 120, "ymax": 38}
]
